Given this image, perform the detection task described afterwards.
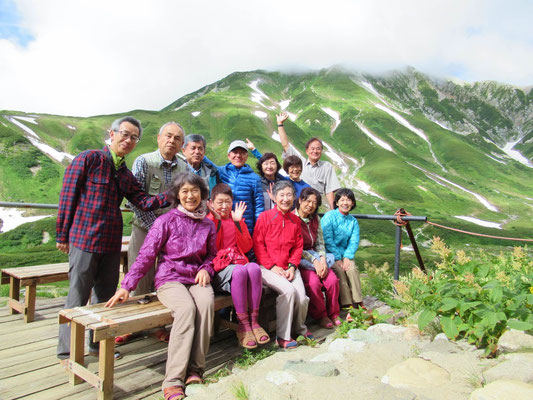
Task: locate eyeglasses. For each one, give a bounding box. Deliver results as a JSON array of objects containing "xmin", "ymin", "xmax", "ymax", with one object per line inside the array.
[{"xmin": 118, "ymin": 130, "xmax": 140, "ymax": 143}]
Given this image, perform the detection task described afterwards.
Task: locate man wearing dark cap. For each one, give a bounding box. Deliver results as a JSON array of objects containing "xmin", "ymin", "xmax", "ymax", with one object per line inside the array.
[{"xmin": 215, "ymin": 140, "xmax": 264, "ymax": 234}]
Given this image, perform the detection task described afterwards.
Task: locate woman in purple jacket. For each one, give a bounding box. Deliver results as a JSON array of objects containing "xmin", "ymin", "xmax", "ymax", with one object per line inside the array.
[{"xmin": 106, "ymin": 172, "xmax": 216, "ymax": 400}]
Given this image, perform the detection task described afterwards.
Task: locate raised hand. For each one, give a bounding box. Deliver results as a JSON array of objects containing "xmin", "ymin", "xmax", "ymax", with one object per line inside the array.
[
  {"xmin": 276, "ymin": 112, "xmax": 289, "ymax": 125},
  {"xmin": 207, "ymin": 199, "xmax": 221, "ymax": 220},
  {"xmin": 245, "ymin": 138, "xmax": 256, "ymax": 151},
  {"xmin": 231, "ymin": 201, "xmax": 247, "ymax": 222}
]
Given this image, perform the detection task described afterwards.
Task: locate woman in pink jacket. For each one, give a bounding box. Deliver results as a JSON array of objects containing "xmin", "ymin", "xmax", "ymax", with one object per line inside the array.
[{"xmin": 106, "ymin": 172, "xmax": 216, "ymax": 400}]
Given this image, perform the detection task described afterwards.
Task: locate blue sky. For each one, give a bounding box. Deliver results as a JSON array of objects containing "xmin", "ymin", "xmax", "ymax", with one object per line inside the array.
[
  {"xmin": 0, "ymin": 0, "xmax": 531, "ymax": 116},
  {"xmin": 0, "ymin": 0, "xmax": 33, "ymax": 45}
]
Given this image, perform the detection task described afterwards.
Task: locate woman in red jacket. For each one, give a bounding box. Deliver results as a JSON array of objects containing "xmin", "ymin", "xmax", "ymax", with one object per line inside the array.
[
  {"xmin": 207, "ymin": 184, "xmax": 270, "ymax": 349},
  {"xmin": 253, "ymin": 180, "xmax": 312, "ymax": 349}
]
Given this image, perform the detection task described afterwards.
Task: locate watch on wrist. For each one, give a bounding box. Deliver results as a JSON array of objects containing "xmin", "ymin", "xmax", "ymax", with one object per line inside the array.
[
  {"xmin": 277, "ymin": 124, "xmax": 284, "ymax": 127},
  {"xmin": 287, "ymin": 263, "xmax": 296, "ymax": 269}
]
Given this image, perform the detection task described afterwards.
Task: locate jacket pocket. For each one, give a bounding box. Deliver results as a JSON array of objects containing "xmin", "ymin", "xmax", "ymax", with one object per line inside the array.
[{"xmin": 149, "ymin": 176, "xmax": 162, "ymax": 195}]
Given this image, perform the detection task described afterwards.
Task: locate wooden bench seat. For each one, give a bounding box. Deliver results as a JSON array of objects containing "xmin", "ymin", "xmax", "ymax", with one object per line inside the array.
[
  {"xmin": 58, "ymin": 293, "xmax": 234, "ymax": 400},
  {"xmin": 1, "ymin": 262, "xmax": 69, "ymax": 322}
]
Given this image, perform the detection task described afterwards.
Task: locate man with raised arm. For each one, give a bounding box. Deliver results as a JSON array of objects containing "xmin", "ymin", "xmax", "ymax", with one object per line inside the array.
[
  {"xmin": 276, "ymin": 112, "xmax": 340, "ymax": 209},
  {"xmin": 181, "ymin": 133, "xmax": 220, "ymax": 192},
  {"xmin": 56, "ymin": 116, "xmax": 169, "ymax": 362}
]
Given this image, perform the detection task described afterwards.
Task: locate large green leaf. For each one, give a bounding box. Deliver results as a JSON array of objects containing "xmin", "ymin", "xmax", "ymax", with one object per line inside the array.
[
  {"xmin": 418, "ymin": 309, "xmax": 437, "ymax": 330},
  {"xmin": 507, "ymin": 320, "xmax": 533, "ymax": 331},
  {"xmin": 439, "ymin": 297, "xmax": 459, "ymax": 312},
  {"xmin": 441, "ymin": 315, "xmax": 459, "ymax": 339}
]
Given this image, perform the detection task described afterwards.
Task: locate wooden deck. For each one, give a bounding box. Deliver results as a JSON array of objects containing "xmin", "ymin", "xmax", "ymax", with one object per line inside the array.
[{"xmin": 0, "ymin": 296, "xmax": 333, "ymax": 399}]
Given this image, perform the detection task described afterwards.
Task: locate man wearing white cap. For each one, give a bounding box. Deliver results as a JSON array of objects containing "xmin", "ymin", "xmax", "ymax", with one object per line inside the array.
[{"xmin": 215, "ymin": 140, "xmax": 264, "ymax": 234}]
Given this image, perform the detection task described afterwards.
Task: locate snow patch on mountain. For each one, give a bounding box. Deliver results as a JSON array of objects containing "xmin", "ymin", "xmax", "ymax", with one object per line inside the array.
[
  {"xmin": 254, "ymin": 111, "xmax": 268, "ymax": 119},
  {"xmin": 485, "ymin": 153, "xmax": 507, "ymax": 165},
  {"xmin": 279, "ymin": 100, "xmax": 290, "ymax": 110},
  {"xmin": 502, "ymin": 139, "xmax": 533, "ymax": 168},
  {"xmin": 356, "ymin": 122, "xmax": 394, "ymax": 152},
  {"xmin": 191, "ymin": 111, "xmax": 201, "ymax": 117},
  {"xmin": 286, "ymin": 112, "xmax": 297, "ymax": 121},
  {"xmin": 355, "ymin": 180, "xmax": 384, "ymax": 199},
  {"xmin": 321, "ymin": 107, "xmax": 341, "ymax": 133},
  {"xmin": 7, "ymin": 116, "xmax": 74, "ymax": 163},
  {"xmin": 248, "ymin": 80, "xmax": 275, "ymax": 110},
  {"xmin": 358, "ymin": 80, "xmax": 391, "ymax": 106},
  {"xmin": 14, "ymin": 116, "xmax": 38, "ymax": 125},
  {"xmin": 322, "ymin": 141, "xmax": 348, "ymax": 173},
  {"xmin": 271, "ymin": 131, "xmax": 281, "ymax": 143},
  {"xmin": 67, "ymin": 125, "xmax": 77, "ymax": 130},
  {"xmin": 0, "ymin": 207, "xmax": 53, "ymax": 233},
  {"xmin": 374, "ymin": 103, "xmax": 445, "ymax": 171},
  {"xmin": 455, "ymin": 216, "xmax": 502, "ymax": 229},
  {"xmin": 409, "ymin": 163, "xmax": 498, "ymax": 212}
]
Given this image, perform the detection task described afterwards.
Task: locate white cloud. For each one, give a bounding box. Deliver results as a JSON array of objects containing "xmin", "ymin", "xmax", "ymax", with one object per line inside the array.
[{"xmin": 0, "ymin": 0, "xmax": 531, "ymax": 116}]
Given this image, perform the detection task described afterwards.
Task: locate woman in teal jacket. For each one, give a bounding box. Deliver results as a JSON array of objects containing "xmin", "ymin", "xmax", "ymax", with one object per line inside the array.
[{"xmin": 320, "ymin": 188, "xmax": 363, "ymax": 319}]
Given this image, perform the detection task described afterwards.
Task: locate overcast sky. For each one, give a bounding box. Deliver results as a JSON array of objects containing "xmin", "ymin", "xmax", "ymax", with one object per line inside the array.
[{"xmin": 1, "ymin": 0, "xmax": 532, "ymax": 117}]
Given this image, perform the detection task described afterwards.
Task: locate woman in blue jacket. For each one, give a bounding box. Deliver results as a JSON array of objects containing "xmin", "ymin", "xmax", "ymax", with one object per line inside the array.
[{"xmin": 320, "ymin": 188, "xmax": 363, "ymax": 319}]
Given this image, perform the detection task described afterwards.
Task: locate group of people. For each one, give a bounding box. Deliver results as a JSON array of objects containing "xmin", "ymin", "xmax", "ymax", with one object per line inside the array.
[{"xmin": 56, "ymin": 113, "xmax": 363, "ymax": 400}]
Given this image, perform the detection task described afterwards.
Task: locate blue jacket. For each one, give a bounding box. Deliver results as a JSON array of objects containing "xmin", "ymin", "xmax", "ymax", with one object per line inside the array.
[
  {"xmin": 217, "ymin": 163, "xmax": 265, "ymax": 234},
  {"xmin": 320, "ymin": 209, "xmax": 360, "ymax": 261}
]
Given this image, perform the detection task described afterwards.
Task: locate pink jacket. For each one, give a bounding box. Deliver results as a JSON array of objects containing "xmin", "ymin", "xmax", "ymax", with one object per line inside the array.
[{"xmin": 121, "ymin": 208, "xmax": 217, "ymax": 291}]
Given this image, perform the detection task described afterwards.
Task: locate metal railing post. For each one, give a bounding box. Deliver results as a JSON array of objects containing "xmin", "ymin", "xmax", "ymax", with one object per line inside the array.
[{"xmin": 394, "ymin": 225, "xmax": 402, "ymax": 280}]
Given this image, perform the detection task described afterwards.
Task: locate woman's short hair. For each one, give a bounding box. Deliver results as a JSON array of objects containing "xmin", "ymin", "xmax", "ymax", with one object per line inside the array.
[
  {"xmin": 272, "ymin": 180, "xmax": 295, "ymax": 197},
  {"xmin": 210, "ymin": 183, "xmax": 233, "ymax": 200},
  {"xmin": 168, "ymin": 172, "xmax": 209, "ymax": 208},
  {"xmin": 296, "ymin": 187, "xmax": 321, "ymax": 216},
  {"xmin": 256, "ymin": 152, "xmax": 282, "ymax": 178},
  {"xmin": 333, "ymin": 188, "xmax": 356, "ymax": 211},
  {"xmin": 283, "ymin": 155, "xmax": 303, "ymax": 173}
]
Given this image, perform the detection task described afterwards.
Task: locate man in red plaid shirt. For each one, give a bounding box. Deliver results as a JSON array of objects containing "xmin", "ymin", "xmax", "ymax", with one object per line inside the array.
[{"xmin": 56, "ymin": 116, "xmax": 169, "ymax": 362}]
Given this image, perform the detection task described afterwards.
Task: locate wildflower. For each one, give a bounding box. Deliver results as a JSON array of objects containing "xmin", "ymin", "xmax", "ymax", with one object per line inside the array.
[
  {"xmin": 393, "ymin": 280, "xmax": 410, "ymax": 298},
  {"xmin": 431, "ymin": 236, "xmax": 451, "ymax": 258},
  {"xmin": 495, "ymin": 271, "xmax": 510, "ymax": 286},
  {"xmin": 513, "ymin": 246, "xmax": 526, "ymax": 260},
  {"xmin": 456, "ymin": 250, "xmax": 471, "ymax": 265},
  {"xmin": 412, "ymin": 267, "xmax": 427, "ymax": 282},
  {"xmin": 464, "ymin": 273, "xmax": 475, "ymax": 285}
]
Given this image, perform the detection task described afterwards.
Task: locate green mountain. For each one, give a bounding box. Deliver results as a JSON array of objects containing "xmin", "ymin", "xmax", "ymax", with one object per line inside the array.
[{"xmin": 1, "ymin": 66, "xmax": 532, "ymax": 268}]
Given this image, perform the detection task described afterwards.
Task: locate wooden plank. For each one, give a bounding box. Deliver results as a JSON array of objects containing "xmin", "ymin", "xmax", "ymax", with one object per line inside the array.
[
  {"xmin": 70, "ymin": 322, "xmax": 85, "ymax": 385},
  {"xmin": 0, "ymin": 337, "xmax": 57, "ymax": 359},
  {"xmin": 20, "ymin": 273, "xmax": 69, "ymax": 286},
  {"xmin": 9, "ymin": 276, "xmax": 20, "ymax": 315},
  {"xmin": 93, "ymin": 309, "xmax": 174, "ymax": 341},
  {"xmin": 98, "ymin": 338, "xmax": 115, "ymax": 399},
  {"xmin": 7, "ymin": 298, "xmax": 25, "ymax": 314},
  {"xmin": 1, "ymin": 263, "xmax": 69, "ymax": 278},
  {"xmin": 24, "ymin": 285, "xmax": 37, "ymax": 323}
]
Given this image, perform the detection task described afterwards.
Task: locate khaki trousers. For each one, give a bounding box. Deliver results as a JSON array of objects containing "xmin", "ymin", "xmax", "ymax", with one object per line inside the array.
[
  {"xmin": 156, "ymin": 282, "xmax": 214, "ymax": 389},
  {"xmin": 331, "ymin": 261, "xmax": 362, "ymax": 305},
  {"xmin": 261, "ymin": 268, "xmax": 309, "ymax": 341}
]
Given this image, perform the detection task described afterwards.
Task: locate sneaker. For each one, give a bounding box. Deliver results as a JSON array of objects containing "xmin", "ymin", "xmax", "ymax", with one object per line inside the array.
[
  {"xmin": 304, "ymin": 331, "xmax": 315, "ymax": 340},
  {"xmin": 277, "ymin": 337, "xmax": 298, "ymax": 349}
]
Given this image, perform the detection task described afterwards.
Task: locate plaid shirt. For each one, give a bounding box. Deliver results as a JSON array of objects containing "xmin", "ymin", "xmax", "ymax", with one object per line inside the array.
[{"xmin": 56, "ymin": 146, "xmax": 168, "ymax": 253}]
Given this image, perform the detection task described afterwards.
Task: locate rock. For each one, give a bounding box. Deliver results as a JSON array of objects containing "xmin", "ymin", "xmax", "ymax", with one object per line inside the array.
[
  {"xmin": 265, "ymin": 370, "xmax": 297, "ymax": 386},
  {"xmin": 328, "ymin": 338, "xmax": 366, "ymax": 354},
  {"xmin": 382, "ymin": 357, "xmax": 450, "ymax": 389},
  {"xmin": 283, "ymin": 359, "xmax": 339, "ymax": 377},
  {"xmin": 348, "ymin": 328, "xmax": 379, "ymax": 343},
  {"xmin": 498, "ymin": 330, "xmax": 533, "ymax": 353},
  {"xmin": 310, "ymin": 352, "xmax": 344, "ymax": 362},
  {"xmin": 421, "ymin": 338, "xmax": 460, "ymax": 354},
  {"xmin": 469, "ymin": 379, "xmax": 533, "ymax": 400},
  {"xmin": 483, "ymin": 353, "xmax": 533, "ymax": 383},
  {"xmin": 367, "ymin": 323, "xmax": 407, "ymax": 336},
  {"xmin": 404, "ymin": 324, "xmax": 422, "ymax": 340},
  {"xmin": 185, "ymin": 383, "xmax": 206, "ymax": 396},
  {"xmin": 434, "ymin": 333, "xmax": 449, "ymax": 341}
]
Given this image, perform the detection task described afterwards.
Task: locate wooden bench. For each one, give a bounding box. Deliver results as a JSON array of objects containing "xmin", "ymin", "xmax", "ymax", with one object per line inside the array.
[
  {"xmin": 58, "ymin": 293, "xmax": 234, "ymax": 400},
  {"xmin": 1, "ymin": 262, "xmax": 69, "ymax": 322}
]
